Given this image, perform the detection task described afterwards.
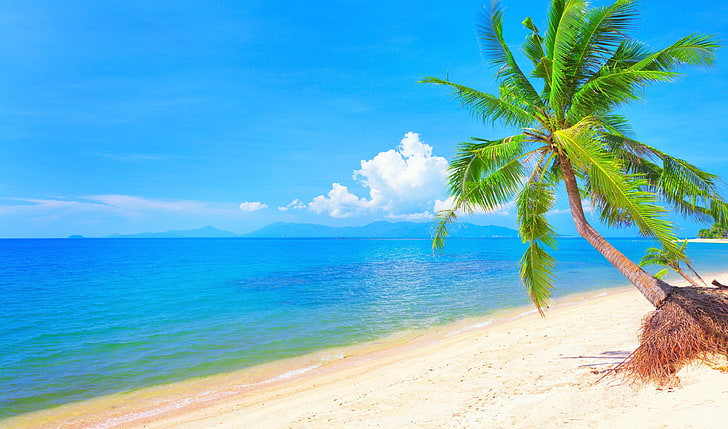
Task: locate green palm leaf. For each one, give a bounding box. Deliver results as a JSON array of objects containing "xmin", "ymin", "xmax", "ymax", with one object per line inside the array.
[
  {"xmin": 570, "ymin": 0, "xmax": 639, "ymax": 84},
  {"xmin": 433, "ymin": 136, "xmax": 530, "ymax": 253},
  {"xmin": 546, "ymin": 0, "xmax": 586, "ymax": 121},
  {"xmin": 517, "ymin": 172, "xmax": 558, "ymax": 314},
  {"xmin": 478, "ymin": 1, "xmax": 544, "ymax": 109},
  {"xmin": 604, "ymin": 135, "xmax": 726, "ymax": 221},
  {"xmin": 420, "ymin": 77, "xmax": 534, "ymax": 128},
  {"xmin": 568, "ymin": 69, "xmax": 677, "ymax": 123},
  {"xmin": 554, "ymin": 124, "xmax": 679, "ymax": 253},
  {"xmin": 632, "ymin": 34, "xmax": 720, "ymax": 71}
]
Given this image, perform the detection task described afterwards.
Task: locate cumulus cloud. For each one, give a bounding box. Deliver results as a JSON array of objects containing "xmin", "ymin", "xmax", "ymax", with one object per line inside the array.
[
  {"xmin": 278, "ymin": 199, "xmax": 306, "ymax": 212},
  {"xmin": 309, "ymin": 183, "xmax": 373, "ymax": 218},
  {"xmin": 308, "ymin": 132, "xmax": 449, "ymax": 218},
  {"xmin": 239, "ymin": 201, "xmax": 268, "ymax": 212},
  {"xmin": 433, "ymin": 197, "xmax": 455, "ymax": 213}
]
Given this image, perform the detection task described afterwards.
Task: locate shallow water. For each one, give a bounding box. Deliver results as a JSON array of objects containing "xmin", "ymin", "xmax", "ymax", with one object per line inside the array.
[{"xmin": 1, "ymin": 237, "xmax": 726, "ymax": 419}]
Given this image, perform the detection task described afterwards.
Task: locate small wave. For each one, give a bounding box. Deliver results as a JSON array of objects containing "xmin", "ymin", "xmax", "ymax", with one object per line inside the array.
[
  {"xmin": 447, "ymin": 319, "xmax": 494, "ymax": 337},
  {"xmin": 517, "ymin": 309, "xmax": 538, "ymax": 318},
  {"xmin": 91, "ymin": 358, "xmax": 335, "ymax": 429},
  {"xmin": 261, "ymin": 364, "xmax": 321, "ymax": 384}
]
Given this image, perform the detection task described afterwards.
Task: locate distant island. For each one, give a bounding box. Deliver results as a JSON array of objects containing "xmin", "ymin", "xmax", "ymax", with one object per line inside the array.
[
  {"xmin": 243, "ymin": 221, "xmax": 518, "ymax": 238},
  {"xmin": 104, "ymin": 225, "xmax": 238, "ymax": 239},
  {"xmin": 75, "ymin": 221, "xmax": 519, "ymax": 239}
]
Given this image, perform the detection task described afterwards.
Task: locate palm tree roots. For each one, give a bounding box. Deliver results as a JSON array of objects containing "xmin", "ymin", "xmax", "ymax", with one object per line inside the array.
[{"xmin": 618, "ymin": 287, "xmax": 728, "ymax": 385}]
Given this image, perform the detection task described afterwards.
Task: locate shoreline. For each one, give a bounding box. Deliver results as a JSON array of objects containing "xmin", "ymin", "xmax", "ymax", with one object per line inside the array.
[
  {"xmin": 685, "ymin": 238, "xmax": 728, "ymax": 244},
  {"xmin": 4, "ymin": 277, "xmax": 728, "ymax": 428}
]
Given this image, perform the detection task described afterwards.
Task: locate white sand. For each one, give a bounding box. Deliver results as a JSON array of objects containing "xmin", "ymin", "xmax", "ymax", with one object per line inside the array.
[
  {"xmin": 686, "ymin": 238, "xmax": 728, "ymax": 244},
  {"xmin": 6, "ymin": 284, "xmax": 728, "ymax": 429}
]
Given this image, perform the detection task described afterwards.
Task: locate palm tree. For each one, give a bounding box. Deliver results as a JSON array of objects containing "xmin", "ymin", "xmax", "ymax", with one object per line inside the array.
[
  {"xmin": 639, "ymin": 240, "xmax": 706, "ymax": 288},
  {"xmin": 424, "ymin": 0, "xmax": 728, "ymax": 383}
]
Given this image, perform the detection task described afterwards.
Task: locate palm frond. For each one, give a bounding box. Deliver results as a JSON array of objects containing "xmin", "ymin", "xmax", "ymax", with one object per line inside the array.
[
  {"xmin": 520, "ymin": 240, "xmax": 556, "ymax": 316},
  {"xmin": 478, "ymin": 1, "xmax": 544, "ymax": 109},
  {"xmin": 546, "ymin": 0, "xmax": 587, "ymax": 121},
  {"xmin": 604, "ymin": 39, "xmax": 651, "ymax": 70},
  {"xmin": 447, "ymin": 137, "xmax": 529, "ymax": 213},
  {"xmin": 420, "ymin": 77, "xmax": 535, "ymax": 128},
  {"xmin": 632, "ymin": 33, "xmax": 720, "ymax": 72},
  {"xmin": 517, "ymin": 182, "xmax": 558, "ymax": 248},
  {"xmin": 709, "ymin": 200, "xmax": 728, "ymax": 226},
  {"xmin": 433, "ymin": 136, "xmax": 530, "ymax": 253},
  {"xmin": 522, "ymin": 16, "xmax": 545, "ymax": 67},
  {"xmin": 640, "ymin": 247, "xmax": 670, "ymax": 266},
  {"xmin": 638, "ymin": 240, "xmax": 705, "ymax": 286},
  {"xmin": 567, "ymin": 69, "xmax": 677, "ymax": 123},
  {"xmin": 432, "ymin": 209, "xmax": 458, "ymax": 253},
  {"xmin": 554, "ymin": 125, "xmax": 679, "ymax": 253},
  {"xmin": 573, "ymin": 34, "xmax": 719, "ymax": 121},
  {"xmin": 571, "ymin": 0, "xmax": 639, "ymax": 83},
  {"xmin": 601, "ymin": 114, "xmax": 633, "ymax": 136},
  {"xmin": 516, "ymin": 174, "xmax": 558, "ymax": 315},
  {"xmin": 544, "ymin": 0, "xmax": 577, "ymax": 60},
  {"xmin": 604, "ymin": 136, "xmax": 727, "ymax": 222},
  {"xmin": 653, "ymin": 268, "xmax": 670, "ymax": 279}
]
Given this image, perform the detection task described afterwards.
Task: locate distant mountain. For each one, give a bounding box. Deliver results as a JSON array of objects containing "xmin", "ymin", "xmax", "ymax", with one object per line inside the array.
[
  {"xmin": 242, "ymin": 221, "xmax": 518, "ymax": 238},
  {"xmin": 105, "ymin": 225, "xmax": 237, "ymax": 238},
  {"xmin": 93, "ymin": 222, "xmax": 518, "ymax": 239}
]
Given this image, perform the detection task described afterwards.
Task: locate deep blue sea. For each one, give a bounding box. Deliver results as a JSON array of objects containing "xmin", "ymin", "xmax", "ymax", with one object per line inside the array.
[{"xmin": 1, "ymin": 237, "xmax": 727, "ymax": 420}]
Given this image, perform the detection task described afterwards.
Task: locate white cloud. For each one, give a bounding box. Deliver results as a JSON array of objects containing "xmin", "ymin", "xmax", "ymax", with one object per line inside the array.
[
  {"xmin": 89, "ymin": 194, "xmax": 208, "ymax": 212},
  {"xmin": 309, "ymin": 183, "xmax": 372, "ymax": 218},
  {"xmin": 239, "ymin": 201, "xmax": 268, "ymax": 212},
  {"xmin": 278, "ymin": 199, "xmax": 306, "ymax": 211},
  {"xmin": 433, "ymin": 196, "xmax": 455, "ymax": 213},
  {"xmin": 308, "ymin": 132, "xmax": 448, "ymax": 218},
  {"xmin": 0, "ymin": 195, "xmax": 242, "ymax": 225},
  {"xmin": 1, "ymin": 195, "xmax": 212, "ymax": 215}
]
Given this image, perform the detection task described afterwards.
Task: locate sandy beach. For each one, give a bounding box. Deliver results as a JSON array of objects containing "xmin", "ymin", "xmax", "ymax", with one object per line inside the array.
[
  {"xmin": 686, "ymin": 238, "xmax": 728, "ymax": 244},
  {"xmin": 5, "ymin": 282, "xmax": 728, "ymax": 429}
]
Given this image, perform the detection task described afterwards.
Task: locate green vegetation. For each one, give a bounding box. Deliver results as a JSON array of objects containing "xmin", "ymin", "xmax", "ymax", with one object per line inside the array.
[
  {"xmin": 639, "ymin": 240, "xmax": 706, "ymax": 287},
  {"xmin": 697, "ymin": 223, "xmax": 728, "ymax": 239},
  {"xmin": 425, "ymin": 0, "xmax": 728, "ymax": 384}
]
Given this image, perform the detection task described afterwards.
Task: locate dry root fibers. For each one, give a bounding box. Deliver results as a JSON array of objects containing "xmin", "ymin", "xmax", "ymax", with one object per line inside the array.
[{"xmin": 618, "ymin": 287, "xmax": 728, "ymax": 386}]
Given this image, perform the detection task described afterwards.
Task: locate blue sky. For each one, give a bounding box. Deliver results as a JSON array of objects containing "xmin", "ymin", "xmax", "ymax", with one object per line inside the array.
[{"xmin": 1, "ymin": 0, "xmax": 726, "ymax": 238}]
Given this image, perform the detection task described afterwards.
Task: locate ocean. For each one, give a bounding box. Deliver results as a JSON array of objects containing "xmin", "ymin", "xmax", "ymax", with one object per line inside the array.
[{"xmin": 1, "ymin": 237, "xmax": 727, "ymax": 420}]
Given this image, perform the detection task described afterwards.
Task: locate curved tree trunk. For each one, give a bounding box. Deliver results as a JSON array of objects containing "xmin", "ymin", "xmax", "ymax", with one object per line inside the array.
[
  {"xmin": 685, "ymin": 262, "xmax": 708, "ymax": 287},
  {"xmin": 673, "ymin": 266, "xmax": 704, "ymax": 288},
  {"xmin": 558, "ymin": 155, "xmax": 674, "ymax": 308}
]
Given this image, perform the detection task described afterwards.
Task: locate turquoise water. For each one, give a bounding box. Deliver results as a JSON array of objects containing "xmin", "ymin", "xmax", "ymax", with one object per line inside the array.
[{"xmin": 1, "ymin": 237, "xmax": 727, "ymax": 419}]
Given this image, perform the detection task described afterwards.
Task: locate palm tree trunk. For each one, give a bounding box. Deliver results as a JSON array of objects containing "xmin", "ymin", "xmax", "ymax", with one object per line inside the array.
[
  {"xmin": 672, "ymin": 265, "xmax": 705, "ymax": 287},
  {"xmin": 673, "ymin": 266, "xmax": 703, "ymax": 288},
  {"xmin": 558, "ymin": 154, "xmax": 674, "ymax": 307},
  {"xmin": 685, "ymin": 262, "xmax": 708, "ymax": 287}
]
